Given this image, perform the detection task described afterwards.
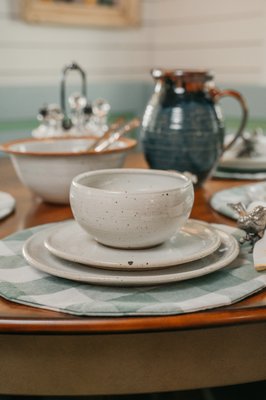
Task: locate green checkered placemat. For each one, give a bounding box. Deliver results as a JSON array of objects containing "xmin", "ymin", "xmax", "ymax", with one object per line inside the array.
[
  {"xmin": 0, "ymin": 223, "xmax": 265, "ymax": 316},
  {"xmin": 210, "ymin": 182, "xmax": 266, "ymax": 219}
]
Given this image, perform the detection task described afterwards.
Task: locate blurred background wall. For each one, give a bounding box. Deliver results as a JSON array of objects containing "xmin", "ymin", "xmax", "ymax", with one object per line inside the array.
[{"xmin": 0, "ymin": 0, "xmax": 266, "ymax": 141}]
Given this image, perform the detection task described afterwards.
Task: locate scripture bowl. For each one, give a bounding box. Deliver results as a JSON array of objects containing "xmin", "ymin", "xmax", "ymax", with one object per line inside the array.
[
  {"xmin": 70, "ymin": 168, "xmax": 194, "ymax": 249},
  {"xmin": 0, "ymin": 137, "xmax": 136, "ymax": 204}
]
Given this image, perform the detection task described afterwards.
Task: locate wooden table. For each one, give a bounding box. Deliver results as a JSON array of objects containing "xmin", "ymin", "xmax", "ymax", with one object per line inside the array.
[{"xmin": 0, "ymin": 155, "xmax": 265, "ymax": 396}]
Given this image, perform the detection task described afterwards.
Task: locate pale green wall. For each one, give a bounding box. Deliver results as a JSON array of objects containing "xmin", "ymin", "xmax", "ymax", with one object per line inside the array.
[
  {"xmin": 0, "ymin": 82, "xmax": 150, "ymax": 143},
  {"xmin": 0, "ymin": 82, "xmax": 266, "ymax": 145}
]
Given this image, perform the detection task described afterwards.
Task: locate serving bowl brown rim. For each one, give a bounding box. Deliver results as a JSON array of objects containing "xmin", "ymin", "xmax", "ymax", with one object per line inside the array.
[{"xmin": 0, "ymin": 136, "xmax": 137, "ymax": 157}]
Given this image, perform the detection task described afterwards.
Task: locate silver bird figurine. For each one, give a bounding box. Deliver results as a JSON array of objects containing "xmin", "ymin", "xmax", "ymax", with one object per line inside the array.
[{"xmin": 228, "ymin": 202, "xmax": 266, "ymax": 248}]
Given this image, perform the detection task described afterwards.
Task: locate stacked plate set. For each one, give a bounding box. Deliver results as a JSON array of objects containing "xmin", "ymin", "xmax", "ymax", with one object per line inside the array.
[
  {"xmin": 22, "ymin": 218, "xmax": 240, "ymax": 287},
  {"xmin": 216, "ymin": 131, "xmax": 266, "ymax": 179},
  {"xmin": 23, "ymin": 168, "xmax": 240, "ymax": 287}
]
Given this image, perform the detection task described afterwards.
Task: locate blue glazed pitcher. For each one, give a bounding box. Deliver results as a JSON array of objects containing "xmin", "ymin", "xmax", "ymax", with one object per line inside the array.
[{"xmin": 141, "ymin": 69, "xmax": 248, "ymax": 186}]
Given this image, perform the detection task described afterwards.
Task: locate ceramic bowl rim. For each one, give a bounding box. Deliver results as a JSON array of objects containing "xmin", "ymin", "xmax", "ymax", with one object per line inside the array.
[
  {"xmin": 0, "ymin": 136, "xmax": 137, "ymax": 157},
  {"xmin": 71, "ymin": 168, "xmax": 193, "ymax": 196}
]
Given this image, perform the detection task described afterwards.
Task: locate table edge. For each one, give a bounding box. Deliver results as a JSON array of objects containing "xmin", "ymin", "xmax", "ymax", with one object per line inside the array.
[{"xmin": 1, "ymin": 304, "xmax": 266, "ymax": 334}]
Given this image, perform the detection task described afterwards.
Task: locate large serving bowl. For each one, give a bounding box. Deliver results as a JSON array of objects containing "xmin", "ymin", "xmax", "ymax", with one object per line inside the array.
[
  {"xmin": 0, "ymin": 137, "xmax": 136, "ymax": 204},
  {"xmin": 70, "ymin": 168, "xmax": 194, "ymax": 249}
]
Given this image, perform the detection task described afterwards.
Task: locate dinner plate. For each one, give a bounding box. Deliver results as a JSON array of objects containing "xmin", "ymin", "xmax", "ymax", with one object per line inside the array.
[
  {"xmin": 0, "ymin": 191, "xmax": 15, "ymax": 220},
  {"xmin": 218, "ymin": 156, "xmax": 266, "ymax": 172},
  {"xmin": 22, "ymin": 226, "xmax": 239, "ymax": 287},
  {"xmin": 214, "ymin": 169, "xmax": 266, "ymax": 181},
  {"xmin": 210, "ymin": 181, "xmax": 266, "ymax": 220},
  {"xmin": 44, "ymin": 220, "xmax": 221, "ymax": 271}
]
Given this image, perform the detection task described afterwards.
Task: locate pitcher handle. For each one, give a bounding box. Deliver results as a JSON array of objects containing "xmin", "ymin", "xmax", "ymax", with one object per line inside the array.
[{"xmin": 209, "ymin": 88, "xmax": 248, "ymax": 152}]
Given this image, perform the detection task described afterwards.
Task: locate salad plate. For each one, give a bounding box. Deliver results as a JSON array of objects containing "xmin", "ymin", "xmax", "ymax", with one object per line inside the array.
[
  {"xmin": 23, "ymin": 226, "xmax": 239, "ymax": 287},
  {"xmin": 218, "ymin": 134, "xmax": 266, "ymax": 172},
  {"xmin": 44, "ymin": 220, "xmax": 221, "ymax": 271},
  {"xmin": 218, "ymin": 155, "xmax": 266, "ymax": 172}
]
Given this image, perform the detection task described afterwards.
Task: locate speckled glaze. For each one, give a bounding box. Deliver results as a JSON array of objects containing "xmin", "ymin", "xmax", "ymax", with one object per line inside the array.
[
  {"xmin": 0, "ymin": 137, "xmax": 136, "ymax": 204},
  {"xmin": 70, "ymin": 168, "xmax": 194, "ymax": 249},
  {"xmin": 44, "ymin": 220, "xmax": 221, "ymax": 270}
]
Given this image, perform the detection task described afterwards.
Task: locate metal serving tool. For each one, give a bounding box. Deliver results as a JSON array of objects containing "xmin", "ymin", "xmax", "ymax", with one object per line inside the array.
[
  {"xmin": 91, "ymin": 118, "xmax": 140, "ymax": 153},
  {"xmin": 86, "ymin": 117, "xmax": 125, "ymax": 151}
]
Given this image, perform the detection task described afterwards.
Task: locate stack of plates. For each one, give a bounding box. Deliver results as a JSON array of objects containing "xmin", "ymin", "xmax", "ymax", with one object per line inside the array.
[
  {"xmin": 219, "ymin": 152, "xmax": 266, "ymax": 173},
  {"xmin": 216, "ymin": 134, "xmax": 266, "ymax": 179},
  {"xmin": 22, "ymin": 219, "xmax": 240, "ymax": 287}
]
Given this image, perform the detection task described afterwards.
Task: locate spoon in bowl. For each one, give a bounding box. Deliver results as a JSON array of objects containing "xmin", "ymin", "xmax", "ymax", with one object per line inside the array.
[
  {"xmin": 90, "ymin": 117, "xmax": 140, "ymax": 153},
  {"xmin": 86, "ymin": 117, "xmax": 125, "ymax": 151}
]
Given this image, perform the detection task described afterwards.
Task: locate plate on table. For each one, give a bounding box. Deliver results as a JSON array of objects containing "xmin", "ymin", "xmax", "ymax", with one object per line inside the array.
[
  {"xmin": 210, "ymin": 181, "xmax": 266, "ymax": 219},
  {"xmin": 218, "ymin": 134, "xmax": 266, "ymax": 172},
  {"xmin": 218, "ymin": 155, "xmax": 266, "ymax": 172},
  {"xmin": 214, "ymin": 169, "xmax": 266, "ymax": 181},
  {"xmin": 44, "ymin": 220, "xmax": 221, "ymax": 271},
  {"xmin": 0, "ymin": 191, "xmax": 15, "ymax": 220},
  {"xmin": 23, "ymin": 225, "xmax": 239, "ymax": 287}
]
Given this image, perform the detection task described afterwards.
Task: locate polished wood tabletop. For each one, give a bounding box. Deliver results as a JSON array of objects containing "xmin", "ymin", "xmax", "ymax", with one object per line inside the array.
[
  {"xmin": 1, "ymin": 154, "xmax": 266, "ymax": 397},
  {"xmin": 0, "ymin": 154, "xmax": 266, "ymax": 334}
]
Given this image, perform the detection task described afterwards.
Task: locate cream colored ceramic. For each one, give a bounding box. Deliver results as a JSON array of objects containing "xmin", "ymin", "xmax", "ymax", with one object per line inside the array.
[
  {"xmin": 44, "ymin": 219, "xmax": 221, "ymax": 270},
  {"xmin": 0, "ymin": 191, "xmax": 15, "ymax": 220},
  {"xmin": 0, "ymin": 137, "xmax": 136, "ymax": 204},
  {"xmin": 23, "ymin": 225, "xmax": 239, "ymax": 287},
  {"xmin": 219, "ymin": 134, "xmax": 266, "ymax": 171},
  {"xmin": 70, "ymin": 169, "xmax": 194, "ymax": 249}
]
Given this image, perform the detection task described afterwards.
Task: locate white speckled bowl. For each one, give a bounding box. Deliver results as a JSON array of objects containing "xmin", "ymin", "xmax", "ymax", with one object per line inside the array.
[
  {"xmin": 0, "ymin": 137, "xmax": 136, "ymax": 204},
  {"xmin": 70, "ymin": 168, "xmax": 194, "ymax": 249}
]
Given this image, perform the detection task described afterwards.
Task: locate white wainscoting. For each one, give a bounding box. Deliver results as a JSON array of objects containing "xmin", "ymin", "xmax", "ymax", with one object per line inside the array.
[
  {"xmin": 151, "ymin": 0, "xmax": 265, "ymax": 85},
  {"xmin": 0, "ymin": 0, "xmax": 155, "ymax": 86},
  {"xmin": 0, "ymin": 0, "xmax": 265, "ymax": 86},
  {"xmin": 0, "ymin": 0, "xmax": 266, "ymax": 127}
]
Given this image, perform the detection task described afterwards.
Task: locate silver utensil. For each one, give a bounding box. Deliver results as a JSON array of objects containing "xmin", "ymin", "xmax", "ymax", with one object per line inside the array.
[
  {"xmin": 86, "ymin": 117, "xmax": 125, "ymax": 151},
  {"xmin": 90, "ymin": 118, "xmax": 140, "ymax": 153}
]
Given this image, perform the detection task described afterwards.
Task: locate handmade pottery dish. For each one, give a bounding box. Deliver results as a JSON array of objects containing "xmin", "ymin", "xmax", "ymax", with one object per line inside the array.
[
  {"xmin": 44, "ymin": 219, "xmax": 221, "ymax": 270},
  {"xmin": 218, "ymin": 133, "xmax": 266, "ymax": 172},
  {"xmin": 70, "ymin": 168, "xmax": 194, "ymax": 249},
  {"xmin": 0, "ymin": 137, "xmax": 136, "ymax": 204},
  {"xmin": 23, "ymin": 223, "xmax": 239, "ymax": 286}
]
